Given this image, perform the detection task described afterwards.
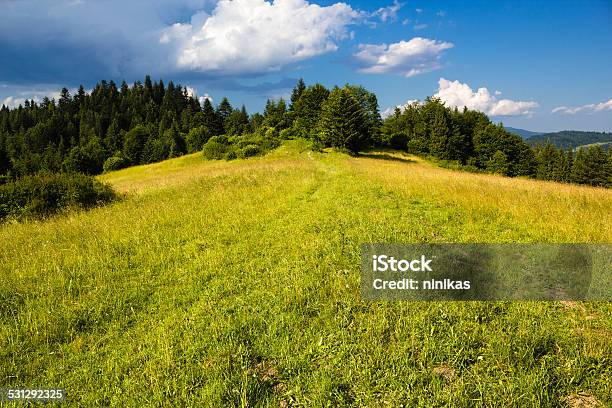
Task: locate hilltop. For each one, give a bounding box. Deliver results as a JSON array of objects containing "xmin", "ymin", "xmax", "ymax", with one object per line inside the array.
[{"xmin": 1, "ymin": 141, "xmax": 611, "ymax": 406}]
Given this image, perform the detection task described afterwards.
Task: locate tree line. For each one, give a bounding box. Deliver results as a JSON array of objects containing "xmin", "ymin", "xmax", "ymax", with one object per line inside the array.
[
  {"xmin": 380, "ymin": 100, "xmax": 612, "ymax": 187},
  {"xmin": 1, "ymin": 76, "xmax": 610, "ymax": 188}
]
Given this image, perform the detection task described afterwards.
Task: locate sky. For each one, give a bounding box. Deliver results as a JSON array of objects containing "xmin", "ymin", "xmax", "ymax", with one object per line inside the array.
[{"xmin": 1, "ymin": 0, "xmax": 611, "ymax": 132}]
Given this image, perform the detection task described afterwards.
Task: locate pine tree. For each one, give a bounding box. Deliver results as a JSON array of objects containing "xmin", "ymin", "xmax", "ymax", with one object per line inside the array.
[
  {"xmin": 144, "ymin": 75, "xmax": 153, "ymax": 101},
  {"xmin": 552, "ymin": 148, "xmax": 571, "ymax": 182},
  {"xmin": 514, "ymin": 143, "xmax": 536, "ymax": 177},
  {"xmin": 290, "ymin": 78, "xmax": 306, "ymax": 110},
  {"xmin": 536, "ymin": 142, "xmax": 559, "ymax": 180},
  {"xmin": 292, "ymin": 84, "xmax": 330, "ymax": 138},
  {"xmin": 571, "ymin": 146, "xmax": 608, "ymax": 186},
  {"xmin": 317, "ymin": 87, "xmax": 367, "ymax": 153},
  {"xmin": 216, "ymin": 98, "xmax": 233, "ymax": 134},
  {"xmin": 605, "ymin": 149, "xmax": 612, "ymax": 187},
  {"xmin": 201, "ymin": 98, "xmax": 221, "ymax": 135},
  {"xmin": 104, "ymin": 118, "xmax": 121, "ymax": 154},
  {"xmin": 225, "ymin": 106, "xmax": 249, "ymax": 136},
  {"xmin": 123, "ymin": 125, "xmax": 149, "ymax": 165},
  {"xmin": 429, "ymin": 109, "xmax": 450, "ymax": 159}
]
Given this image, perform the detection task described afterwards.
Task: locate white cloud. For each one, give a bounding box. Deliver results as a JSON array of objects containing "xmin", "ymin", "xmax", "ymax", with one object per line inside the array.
[
  {"xmin": 354, "ymin": 37, "xmax": 453, "ymax": 77},
  {"xmin": 198, "ymin": 94, "xmax": 213, "ymax": 105},
  {"xmin": 551, "ymin": 99, "xmax": 612, "ymax": 115},
  {"xmin": 373, "ymin": 0, "xmax": 402, "ymax": 23},
  {"xmin": 1, "ymin": 96, "xmax": 28, "ymax": 109},
  {"xmin": 184, "ymin": 86, "xmax": 214, "ymax": 105},
  {"xmin": 161, "ymin": 0, "xmax": 359, "ymax": 75},
  {"xmin": 413, "ymin": 23, "xmax": 428, "ymax": 30},
  {"xmin": 381, "ymin": 99, "xmax": 421, "ymax": 117},
  {"xmin": 434, "ymin": 78, "xmax": 538, "ymax": 116},
  {"xmin": 1, "ymin": 89, "xmax": 63, "ymax": 108}
]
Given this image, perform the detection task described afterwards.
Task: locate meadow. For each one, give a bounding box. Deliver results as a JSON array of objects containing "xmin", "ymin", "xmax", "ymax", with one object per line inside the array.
[{"xmin": 1, "ymin": 140, "xmax": 611, "ymax": 407}]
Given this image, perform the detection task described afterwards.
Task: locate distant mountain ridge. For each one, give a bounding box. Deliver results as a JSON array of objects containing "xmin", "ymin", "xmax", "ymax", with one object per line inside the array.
[
  {"xmin": 504, "ymin": 127, "xmax": 612, "ymax": 149},
  {"xmin": 527, "ymin": 131, "xmax": 612, "ymax": 149},
  {"xmin": 504, "ymin": 127, "xmax": 542, "ymax": 139}
]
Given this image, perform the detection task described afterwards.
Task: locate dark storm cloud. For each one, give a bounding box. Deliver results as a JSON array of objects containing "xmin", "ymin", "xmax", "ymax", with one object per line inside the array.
[{"xmin": 0, "ymin": 0, "xmax": 212, "ymax": 85}]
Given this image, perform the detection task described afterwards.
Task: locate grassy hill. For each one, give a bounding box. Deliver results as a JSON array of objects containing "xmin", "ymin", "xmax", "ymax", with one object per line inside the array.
[
  {"xmin": 1, "ymin": 140, "xmax": 611, "ymax": 406},
  {"xmin": 527, "ymin": 130, "xmax": 612, "ymax": 149}
]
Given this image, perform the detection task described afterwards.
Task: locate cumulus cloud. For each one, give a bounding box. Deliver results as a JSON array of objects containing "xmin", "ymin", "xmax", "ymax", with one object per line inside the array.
[
  {"xmin": 198, "ymin": 94, "xmax": 213, "ymax": 105},
  {"xmin": 1, "ymin": 0, "xmax": 367, "ymax": 81},
  {"xmin": 434, "ymin": 78, "xmax": 538, "ymax": 116},
  {"xmin": 381, "ymin": 99, "xmax": 421, "ymax": 117},
  {"xmin": 1, "ymin": 97, "xmax": 29, "ymax": 109},
  {"xmin": 1, "ymin": 89, "xmax": 63, "ymax": 108},
  {"xmin": 353, "ymin": 37, "xmax": 453, "ymax": 77},
  {"xmin": 372, "ymin": 0, "xmax": 402, "ymax": 23},
  {"xmin": 551, "ymin": 99, "xmax": 612, "ymax": 115},
  {"xmin": 0, "ymin": 0, "xmax": 213, "ymax": 82},
  {"xmin": 185, "ymin": 86, "xmax": 213, "ymax": 105},
  {"xmin": 161, "ymin": 0, "xmax": 359, "ymax": 75}
]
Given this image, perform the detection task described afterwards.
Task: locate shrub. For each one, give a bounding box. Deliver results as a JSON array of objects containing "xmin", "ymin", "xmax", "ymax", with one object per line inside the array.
[
  {"xmin": 239, "ymin": 144, "xmax": 260, "ymax": 158},
  {"xmin": 279, "ymin": 128, "xmax": 293, "ymax": 140},
  {"xmin": 62, "ymin": 137, "xmax": 105, "ymax": 175},
  {"xmin": 186, "ymin": 125, "xmax": 212, "ymax": 153},
  {"xmin": 103, "ymin": 156, "xmax": 128, "ymax": 173},
  {"xmin": 387, "ymin": 132, "xmax": 408, "ymax": 150},
  {"xmin": 224, "ymin": 150, "xmax": 238, "ymax": 161},
  {"xmin": 0, "ymin": 172, "xmax": 117, "ymax": 222},
  {"xmin": 486, "ymin": 150, "xmax": 510, "ymax": 175},
  {"xmin": 202, "ymin": 138, "xmax": 228, "ymax": 160}
]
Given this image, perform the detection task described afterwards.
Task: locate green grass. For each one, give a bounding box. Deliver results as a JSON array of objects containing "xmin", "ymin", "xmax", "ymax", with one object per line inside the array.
[{"xmin": 1, "ymin": 140, "xmax": 611, "ymax": 407}]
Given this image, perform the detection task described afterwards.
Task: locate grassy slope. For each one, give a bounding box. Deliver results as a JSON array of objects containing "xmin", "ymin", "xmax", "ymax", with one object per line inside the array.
[{"xmin": 1, "ymin": 140, "xmax": 611, "ymax": 407}]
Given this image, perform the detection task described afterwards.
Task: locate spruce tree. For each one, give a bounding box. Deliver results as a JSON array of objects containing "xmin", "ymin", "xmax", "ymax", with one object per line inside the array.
[
  {"xmin": 123, "ymin": 125, "xmax": 149, "ymax": 165},
  {"xmin": 292, "ymin": 84, "xmax": 330, "ymax": 138},
  {"xmin": 317, "ymin": 87, "xmax": 367, "ymax": 153},
  {"xmin": 216, "ymin": 98, "xmax": 233, "ymax": 134},
  {"xmin": 571, "ymin": 146, "xmax": 608, "ymax": 186},
  {"xmin": 552, "ymin": 148, "xmax": 571, "ymax": 182},
  {"xmin": 536, "ymin": 142, "xmax": 559, "ymax": 180},
  {"xmin": 429, "ymin": 109, "xmax": 450, "ymax": 159},
  {"xmin": 605, "ymin": 149, "xmax": 612, "ymax": 187},
  {"xmin": 201, "ymin": 98, "xmax": 220, "ymax": 135},
  {"xmin": 290, "ymin": 78, "xmax": 306, "ymax": 110}
]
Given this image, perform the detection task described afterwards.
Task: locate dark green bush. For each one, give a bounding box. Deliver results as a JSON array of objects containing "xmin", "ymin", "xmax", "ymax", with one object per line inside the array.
[
  {"xmin": 0, "ymin": 172, "xmax": 117, "ymax": 222},
  {"xmin": 103, "ymin": 156, "xmax": 128, "ymax": 173},
  {"xmin": 387, "ymin": 133, "xmax": 408, "ymax": 150},
  {"xmin": 239, "ymin": 144, "xmax": 260, "ymax": 158},
  {"xmin": 224, "ymin": 150, "xmax": 238, "ymax": 161},
  {"xmin": 279, "ymin": 128, "xmax": 294, "ymax": 140},
  {"xmin": 202, "ymin": 138, "xmax": 228, "ymax": 160},
  {"xmin": 186, "ymin": 125, "xmax": 212, "ymax": 153}
]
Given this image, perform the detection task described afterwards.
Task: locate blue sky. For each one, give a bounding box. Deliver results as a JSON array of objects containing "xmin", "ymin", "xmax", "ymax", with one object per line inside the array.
[{"xmin": 1, "ymin": 0, "xmax": 611, "ymax": 132}]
